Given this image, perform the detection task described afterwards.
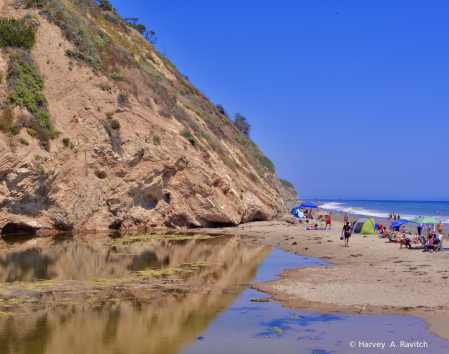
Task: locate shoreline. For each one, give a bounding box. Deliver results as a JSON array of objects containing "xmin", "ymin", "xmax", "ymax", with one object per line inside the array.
[
  {"xmin": 296, "ymin": 199, "xmax": 449, "ymax": 232},
  {"xmin": 198, "ymin": 210, "xmax": 449, "ymax": 342}
]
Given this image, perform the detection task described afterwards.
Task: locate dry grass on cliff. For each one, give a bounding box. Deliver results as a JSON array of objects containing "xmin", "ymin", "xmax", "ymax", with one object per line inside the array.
[{"xmin": 1, "ymin": 0, "xmax": 284, "ymax": 202}]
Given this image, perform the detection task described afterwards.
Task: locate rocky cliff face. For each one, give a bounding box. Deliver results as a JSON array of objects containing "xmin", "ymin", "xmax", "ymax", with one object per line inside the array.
[
  {"xmin": 0, "ymin": 0, "xmax": 298, "ymax": 234},
  {"xmin": 279, "ymin": 179, "xmax": 299, "ymax": 204}
]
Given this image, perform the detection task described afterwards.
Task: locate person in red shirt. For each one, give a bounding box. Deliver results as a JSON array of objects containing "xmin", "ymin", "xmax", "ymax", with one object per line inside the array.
[{"xmin": 325, "ymin": 214, "xmax": 332, "ymax": 230}]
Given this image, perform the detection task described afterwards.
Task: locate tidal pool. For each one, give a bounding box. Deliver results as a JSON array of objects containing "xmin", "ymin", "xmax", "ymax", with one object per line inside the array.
[{"xmin": 0, "ymin": 233, "xmax": 447, "ymax": 354}]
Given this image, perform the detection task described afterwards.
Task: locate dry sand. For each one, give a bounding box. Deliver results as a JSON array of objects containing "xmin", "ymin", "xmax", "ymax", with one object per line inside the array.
[{"xmin": 199, "ymin": 211, "xmax": 449, "ymax": 341}]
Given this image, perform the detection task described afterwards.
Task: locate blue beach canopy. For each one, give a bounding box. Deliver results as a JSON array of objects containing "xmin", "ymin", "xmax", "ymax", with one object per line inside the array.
[
  {"xmin": 300, "ymin": 202, "xmax": 318, "ymax": 208},
  {"xmin": 390, "ymin": 220, "xmax": 409, "ymax": 229}
]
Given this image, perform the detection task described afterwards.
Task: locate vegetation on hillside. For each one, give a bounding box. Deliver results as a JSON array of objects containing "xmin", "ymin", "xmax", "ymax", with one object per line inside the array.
[
  {"xmin": 5, "ymin": 51, "xmax": 46, "ymax": 114},
  {"xmin": 233, "ymin": 113, "xmax": 251, "ymax": 137},
  {"xmin": 0, "ymin": 43, "xmax": 55, "ymax": 149},
  {"xmin": 0, "ymin": 106, "xmax": 16, "ymax": 135},
  {"xmin": 3, "ymin": 0, "xmax": 284, "ymax": 197},
  {"xmin": 0, "ymin": 17, "xmax": 36, "ymax": 48},
  {"xmin": 279, "ymin": 179, "xmax": 294, "ymax": 189}
]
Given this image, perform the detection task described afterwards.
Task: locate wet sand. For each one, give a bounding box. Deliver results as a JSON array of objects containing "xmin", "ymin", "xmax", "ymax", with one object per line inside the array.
[{"xmin": 199, "ymin": 211, "xmax": 449, "ymax": 341}]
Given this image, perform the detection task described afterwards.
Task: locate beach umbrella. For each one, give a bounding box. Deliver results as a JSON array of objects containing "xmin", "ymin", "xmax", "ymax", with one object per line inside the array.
[
  {"xmin": 409, "ymin": 216, "xmax": 440, "ymax": 224},
  {"xmin": 300, "ymin": 202, "xmax": 318, "ymax": 208},
  {"xmin": 389, "ymin": 220, "xmax": 409, "ymax": 229}
]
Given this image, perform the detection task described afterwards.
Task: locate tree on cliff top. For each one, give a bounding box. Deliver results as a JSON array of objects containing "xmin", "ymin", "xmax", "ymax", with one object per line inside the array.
[
  {"xmin": 96, "ymin": 0, "xmax": 113, "ymax": 11},
  {"xmin": 233, "ymin": 113, "xmax": 251, "ymax": 137}
]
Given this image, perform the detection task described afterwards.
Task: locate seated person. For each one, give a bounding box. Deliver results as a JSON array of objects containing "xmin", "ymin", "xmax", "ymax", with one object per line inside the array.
[
  {"xmin": 379, "ymin": 226, "xmax": 388, "ymax": 238},
  {"xmin": 424, "ymin": 233, "xmax": 436, "ymax": 252},
  {"xmin": 412, "ymin": 233, "xmax": 421, "ymax": 244},
  {"xmin": 433, "ymin": 232, "xmax": 442, "ymax": 251},
  {"xmin": 383, "ymin": 228, "xmax": 398, "ymax": 240}
]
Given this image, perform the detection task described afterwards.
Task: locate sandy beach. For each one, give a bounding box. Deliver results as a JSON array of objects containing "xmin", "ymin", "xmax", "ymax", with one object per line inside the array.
[{"xmin": 199, "ymin": 208, "xmax": 449, "ymax": 341}]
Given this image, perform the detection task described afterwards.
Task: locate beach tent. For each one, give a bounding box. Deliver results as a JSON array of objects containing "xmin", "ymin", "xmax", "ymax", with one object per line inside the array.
[
  {"xmin": 352, "ymin": 218, "xmax": 377, "ymax": 234},
  {"xmin": 293, "ymin": 210, "xmax": 305, "ymax": 218},
  {"xmin": 300, "ymin": 202, "xmax": 318, "ymax": 208},
  {"xmin": 291, "ymin": 207, "xmax": 301, "ymax": 215}
]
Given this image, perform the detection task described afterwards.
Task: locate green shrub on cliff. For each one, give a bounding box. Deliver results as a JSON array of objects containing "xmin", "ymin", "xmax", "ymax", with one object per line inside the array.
[
  {"xmin": 279, "ymin": 179, "xmax": 294, "ymax": 189},
  {"xmin": 10, "ymin": 125, "xmax": 21, "ymax": 135},
  {"xmin": 255, "ymin": 154, "xmax": 275, "ymax": 172},
  {"xmin": 4, "ymin": 50, "xmax": 53, "ymax": 149},
  {"xmin": 0, "ymin": 18, "xmax": 36, "ymax": 49},
  {"xmin": 35, "ymin": 110, "xmax": 50, "ymax": 128},
  {"xmin": 111, "ymin": 119, "xmax": 120, "ymax": 129},
  {"xmin": 0, "ymin": 106, "xmax": 14, "ymax": 134},
  {"xmin": 5, "ymin": 52, "xmax": 46, "ymax": 113},
  {"xmin": 180, "ymin": 127, "xmax": 198, "ymax": 146},
  {"xmin": 65, "ymin": 48, "xmax": 95, "ymax": 65}
]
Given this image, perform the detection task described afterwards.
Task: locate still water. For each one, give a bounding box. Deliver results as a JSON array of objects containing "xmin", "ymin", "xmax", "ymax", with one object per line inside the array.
[{"xmin": 0, "ymin": 233, "xmax": 447, "ymax": 354}]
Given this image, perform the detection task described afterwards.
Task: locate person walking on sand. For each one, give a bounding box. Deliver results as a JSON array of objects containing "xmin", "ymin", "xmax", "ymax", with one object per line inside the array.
[{"xmin": 342, "ymin": 221, "xmax": 352, "ymax": 246}]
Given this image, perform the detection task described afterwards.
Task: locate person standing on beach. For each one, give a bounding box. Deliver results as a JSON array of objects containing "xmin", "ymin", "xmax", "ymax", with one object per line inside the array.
[
  {"xmin": 389, "ymin": 213, "xmax": 392, "ymax": 221},
  {"xmin": 417, "ymin": 220, "xmax": 423, "ymax": 236},
  {"xmin": 344, "ymin": 213, "xmax": 349, "ymax": 223},
  {"xmin": 342, "ymin": 221, "xmax": 352, "ymax": 246},
  {"xmin": 325, "ymin": 214, "xmax": 332, "ymax": 230},
  {"xmin": 398, "ymin": 214, "xmax": 401, "ymax": 221},
  {"xmin": 438, "ymin": 221, "xmax": 444, "ymax": 234}
]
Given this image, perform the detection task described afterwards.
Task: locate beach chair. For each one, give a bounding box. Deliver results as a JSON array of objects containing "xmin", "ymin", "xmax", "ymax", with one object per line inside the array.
[
  {"xmin": 419, "ymin": 235, "xmax": 426, "ymax": 247},
  {"xmin": 386, "ymin": 232, "xmax": 398, "ymax": 242},
  {"xmin": 436, "ymin": 236, "xmax": 443, "ymax": 251}
]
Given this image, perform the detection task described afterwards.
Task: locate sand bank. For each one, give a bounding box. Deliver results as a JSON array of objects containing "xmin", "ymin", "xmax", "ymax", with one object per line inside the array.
[{"xmin": 199, "ymin": 211, "xmax": 449, "ymax": 341}]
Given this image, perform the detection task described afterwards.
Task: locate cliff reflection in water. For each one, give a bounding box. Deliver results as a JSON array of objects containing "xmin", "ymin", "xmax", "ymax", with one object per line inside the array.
[{"xmin": 0, "ymin": 233, "xmax": 272, "ymax": 354}]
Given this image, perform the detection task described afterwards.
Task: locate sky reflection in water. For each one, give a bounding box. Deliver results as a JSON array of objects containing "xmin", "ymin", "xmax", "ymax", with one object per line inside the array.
[{"xmin": 0, "ymin": 235, "xmax": 447, "ymax": 354}]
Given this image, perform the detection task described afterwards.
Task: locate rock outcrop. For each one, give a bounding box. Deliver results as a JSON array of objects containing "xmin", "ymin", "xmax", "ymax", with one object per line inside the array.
[
  {"xmin": 0, "ymin": 0, "xmax": 298, "ymax": 233},
  {"xmin": 279, "ymin": 179, "xmax": 299, "ymax": 204}
]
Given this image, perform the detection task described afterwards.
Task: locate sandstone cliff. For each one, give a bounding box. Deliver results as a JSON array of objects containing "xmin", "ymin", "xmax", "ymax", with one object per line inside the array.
[
  {"xmin": 279, "ymin": 179, "xmax": 299, "ymax": 204},
  {"xmin": 0, "ymin": 0, "xmax": 298, "ymax": 234}
]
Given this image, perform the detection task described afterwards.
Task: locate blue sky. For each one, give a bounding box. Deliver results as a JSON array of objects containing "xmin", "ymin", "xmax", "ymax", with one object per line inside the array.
[{"xmin": 111, "ymin": 0, "xmax": 449, "ymax": 201}]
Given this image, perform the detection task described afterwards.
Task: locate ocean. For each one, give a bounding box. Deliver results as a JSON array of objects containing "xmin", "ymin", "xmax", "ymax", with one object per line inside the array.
[{"xmin": 310, "ymin": 200, "xmax": 449, "ymax": 227}]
